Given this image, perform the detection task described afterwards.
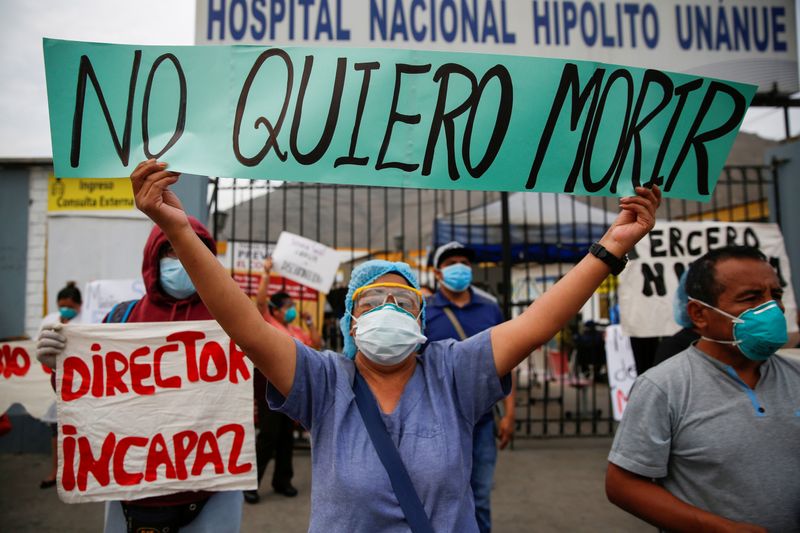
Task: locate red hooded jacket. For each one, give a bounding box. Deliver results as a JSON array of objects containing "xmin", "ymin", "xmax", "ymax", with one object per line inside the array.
[{"xmin": 123, "ymin": 216, "xmax": 216, "ymax": 323}]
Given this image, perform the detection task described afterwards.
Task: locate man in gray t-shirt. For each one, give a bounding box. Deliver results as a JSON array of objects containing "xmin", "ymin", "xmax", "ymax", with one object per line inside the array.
[{"xmin": 606, "ymin": 246, "xmax": 800, "ymax": 532}]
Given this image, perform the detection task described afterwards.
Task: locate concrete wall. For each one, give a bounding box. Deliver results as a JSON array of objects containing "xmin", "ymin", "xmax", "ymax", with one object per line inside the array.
[
  {"xmin": 0, "ymin": 168, "xmax": 29, "ymax": 338},
  {"xmin": 24, "ymin": 168, "xmax": 49, "ymax": 338}
]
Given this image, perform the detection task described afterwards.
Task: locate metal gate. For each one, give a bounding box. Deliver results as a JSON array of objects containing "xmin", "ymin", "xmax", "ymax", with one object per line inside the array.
[{"xmin": 209, "ymin": 162, "xmax": 778, "ymax": 437}]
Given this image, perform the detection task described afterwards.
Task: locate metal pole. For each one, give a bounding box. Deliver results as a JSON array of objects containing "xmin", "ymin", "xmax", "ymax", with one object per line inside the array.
[
  {"xmin": 500, "ymin": 191, "xmax": 512, "ymax": 320},
  {"xmin": 210, "ymin": 178, "xmax": 219, "ymax": 243},
  {"xmin": 771, "ymin": 157, "xmax": 783, "ymax": 229},
  {"xmin": 784, "ymin": 105, "xmax": 791, "ymax": 140}
]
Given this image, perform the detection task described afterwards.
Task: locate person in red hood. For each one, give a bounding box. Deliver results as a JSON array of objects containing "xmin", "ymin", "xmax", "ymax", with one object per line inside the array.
[
  {"xmin": 101, "ymin": 216, "xmax": 244, "ymax": 533},
  {"xmin": 117, "ymin": 216, "xmax": 216, "ymax": 322},
  {"xmin": 37, "ymin": 216, "xmax": 244, "ymax": 533}
]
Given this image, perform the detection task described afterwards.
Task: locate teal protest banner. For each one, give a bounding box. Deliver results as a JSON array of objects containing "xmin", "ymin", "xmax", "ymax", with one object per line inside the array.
[{"xmin": 43, "ymin": 38, "xmax": 756, "ymax": 200}]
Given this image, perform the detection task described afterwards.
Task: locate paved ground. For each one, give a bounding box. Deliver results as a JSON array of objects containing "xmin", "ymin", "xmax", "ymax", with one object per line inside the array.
[{"xmin": 1, "ymin": 437, "xmax": 649, "ymax": 532}]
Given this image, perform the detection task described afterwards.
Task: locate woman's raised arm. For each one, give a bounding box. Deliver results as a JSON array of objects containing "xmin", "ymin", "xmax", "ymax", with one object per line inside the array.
[
  {"xmin": 131, "ymin": 160, "xmax": 296, "ymax": 396},
  {"xmin": 491, "ymin": 186, "xmax": 661, "ymax": 376}
]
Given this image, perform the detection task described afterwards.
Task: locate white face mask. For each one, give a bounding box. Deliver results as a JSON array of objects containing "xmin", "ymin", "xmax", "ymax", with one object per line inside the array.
[{"xmin": 352, "ymin": 304, "xmax": 427, "ymax": 366}]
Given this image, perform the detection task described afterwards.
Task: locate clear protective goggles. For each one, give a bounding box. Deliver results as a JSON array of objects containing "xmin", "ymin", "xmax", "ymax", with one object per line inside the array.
[{"xmin": 352, "ymin": 282, "xmax": 423, "ymax": 316}]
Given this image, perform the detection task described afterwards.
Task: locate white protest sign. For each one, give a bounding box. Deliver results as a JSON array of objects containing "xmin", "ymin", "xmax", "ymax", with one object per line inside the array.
[
  {"xmin": 82, "ymin": 279, "xmax": 146, "ymax": 324},
  {"xmin": 271, "ymin": 232, "xmax": 341, "ymax": 294},
  {"xmin": 604, "ymin": 325, "xmax": 638, "ymax": 421},
  {"xmin": 0, "ymin": 340, "xmax": 54, "ymax": 420},
  {"xmin": 230, "ymin": 241, "xmax": 271, "ymax": 271},
  {"xmin": 56, "ymin": 321, "xmax": 256, "ymax": 503},
  {"xmin": 217, "ymin": 241, "xmax": 320, "ymax": 300},
  {"xmin": 618, "ymin": 222, "xmax": 798, "ymax": 338}
]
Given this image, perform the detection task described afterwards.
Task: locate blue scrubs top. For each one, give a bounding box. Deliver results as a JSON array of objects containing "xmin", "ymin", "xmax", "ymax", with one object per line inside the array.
[
  {"xmin": 267, "ymin": 330, "xmax": 510, "ymax": 532},
  {"xmin": 424, "ymin": 288, "xmax": 505, "ymax": 425}
]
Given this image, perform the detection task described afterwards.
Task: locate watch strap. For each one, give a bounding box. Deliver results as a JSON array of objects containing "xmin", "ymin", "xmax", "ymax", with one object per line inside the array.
[{"xmin": 589, "ymin": 242, "xmax": 628, "ymax": 275}]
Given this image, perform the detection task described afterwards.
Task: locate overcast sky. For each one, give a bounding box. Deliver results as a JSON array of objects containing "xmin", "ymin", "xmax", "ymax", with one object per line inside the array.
[
  {"xmin": 0, "ymin": 0, "xmax": 797, "ymax": 160},
  {"xmin": 0, "ymin": 0, "xmax": 196, "ymax": 159}
]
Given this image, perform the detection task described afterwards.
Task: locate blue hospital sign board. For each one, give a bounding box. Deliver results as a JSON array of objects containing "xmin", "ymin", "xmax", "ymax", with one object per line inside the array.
[{"xmin": 195, "ymin": 0, "xmax": 797, "ymax": 95}]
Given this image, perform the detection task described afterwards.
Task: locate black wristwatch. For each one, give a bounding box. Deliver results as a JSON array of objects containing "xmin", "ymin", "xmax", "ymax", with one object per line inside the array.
[{"xmin": 589, "ymin": 242, "xmax": 628, "ymax": 275}]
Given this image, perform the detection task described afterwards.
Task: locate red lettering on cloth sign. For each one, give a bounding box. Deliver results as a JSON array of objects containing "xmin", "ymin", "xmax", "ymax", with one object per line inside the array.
[
  {"xmin": 56, "ymin": 321, "xmax": 256, "ymax": 503},
  {"xmin": 0, "ymin": 340, "xmax": 54, "ymax": 420}
]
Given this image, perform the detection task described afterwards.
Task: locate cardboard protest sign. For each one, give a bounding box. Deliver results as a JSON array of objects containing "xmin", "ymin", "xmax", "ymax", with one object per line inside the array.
[
  {"xmin": 56, "ymin": 321, "xmax": 255, "ymax": 503},
  {"xmin": 44, "ymin": 39, "xmax": 756, "ymax": 201},
  {"xmin": 216, "ymin": 240, "xmax": 319, "ymax": 300},
  {"xmin": 271, "ymin": 232, "xmax": 341, "ymax": 294},
  {"xmin": 0, "ymin": 340, "xmax": 54, "ymax": 420},
  {"xmin": 618, "ymin": 222, "xmax": 798, "ymax": 338},
  {"xmin": 216, "ymin": 239, "xmax": 324, "ymax": 332},
  {"xmin": 604, "ymin": 325, "xmax": 637, "ymax": 421}
]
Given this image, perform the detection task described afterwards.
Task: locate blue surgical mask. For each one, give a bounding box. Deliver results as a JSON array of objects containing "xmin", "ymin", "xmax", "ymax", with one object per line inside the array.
[
  {"xmin": 159, "ymin": 257, "xmax": 197, "ymax": 300},
  {"xmin": 690, "ymin": 298, "xmax": 788, "ymax": 361},
  {"xmin": 284, "ymin": 306, "xmax": 297, "ymax": 324},
  {"xmin": 352, "ymin": 303, "xmax": 427, "ymax": 366},
  {"xmin": 59, "ymin": 307, "xmax": 78, "ymax": 321},
  {"xmin": 441, "ymin": 263, "xmax": 472, "ymax": 292}
]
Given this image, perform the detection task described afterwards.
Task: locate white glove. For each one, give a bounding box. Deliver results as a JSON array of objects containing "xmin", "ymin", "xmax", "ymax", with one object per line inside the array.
[{"xmin": 36, "ymin": 323, "xmax": 66, "ymax": 370}]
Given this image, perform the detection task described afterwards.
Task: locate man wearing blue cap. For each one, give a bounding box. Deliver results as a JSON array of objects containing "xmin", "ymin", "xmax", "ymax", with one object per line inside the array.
[
  {"xmin": 425, "ymin": 241, "xmax": 515, "ymax": 533},
  {"xmin": 606, "ymin": 246, "xmax": 800, "ymax": 532}
]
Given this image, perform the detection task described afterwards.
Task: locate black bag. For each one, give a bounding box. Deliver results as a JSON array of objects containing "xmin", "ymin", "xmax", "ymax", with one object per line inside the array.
[
  {"xmin": 104, "ymin": 300, "xmax": 138, "ymax": 324},
  {"xmin": 120, "ymin": 499, "xmax": 209, "ymax": 533}
]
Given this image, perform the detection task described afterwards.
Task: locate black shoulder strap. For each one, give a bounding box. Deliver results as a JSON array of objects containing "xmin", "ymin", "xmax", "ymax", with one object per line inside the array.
[
  {"xmin": 352, "ymin": 370, "xmax": 434, "ymax": 533},
  {"xmin": 104, "ymin": 300, "xmax": 138, "ymax": 324}
]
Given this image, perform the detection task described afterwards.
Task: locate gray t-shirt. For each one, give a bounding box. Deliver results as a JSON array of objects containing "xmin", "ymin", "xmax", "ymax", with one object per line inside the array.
[{"xmin": 609, "ymin": 345, "xmax": 800, "ymax": 532}]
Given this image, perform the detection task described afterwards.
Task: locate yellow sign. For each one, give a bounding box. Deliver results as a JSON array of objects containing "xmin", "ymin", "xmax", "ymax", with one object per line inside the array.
[
  {"xmin": 597, "ymin": 275, "xmax": 619, "ymax": 295},
  {"xmin": 48, "ymin": 175, "xmax": 135, "ymax": 211}
]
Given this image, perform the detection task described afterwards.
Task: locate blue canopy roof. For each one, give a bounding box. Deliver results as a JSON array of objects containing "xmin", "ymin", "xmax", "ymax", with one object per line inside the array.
[{"xmin": 433, "ymin": 192, "xmax": 616, "ymax": 264}]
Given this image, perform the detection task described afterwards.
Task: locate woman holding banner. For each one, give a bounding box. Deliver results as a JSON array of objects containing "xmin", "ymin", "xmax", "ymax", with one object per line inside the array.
[{"xmin": 131, "ymin": 159, "xmax": 660, "ymax": 531}]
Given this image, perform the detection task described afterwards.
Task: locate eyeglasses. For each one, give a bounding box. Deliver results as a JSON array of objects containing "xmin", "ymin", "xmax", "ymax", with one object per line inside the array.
[{"xmin": 352, "ymin": 283, "xmax": 423, "ymax": 315}]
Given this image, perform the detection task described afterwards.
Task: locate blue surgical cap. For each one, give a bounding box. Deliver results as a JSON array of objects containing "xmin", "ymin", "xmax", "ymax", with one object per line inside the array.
[
  {"xmin": 340, "ymin": 260, "xmax": 426, "ymax": 359},
  {"xmin": 673, "ymin": 269, "xmax": 693, "ymax": 328}
]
